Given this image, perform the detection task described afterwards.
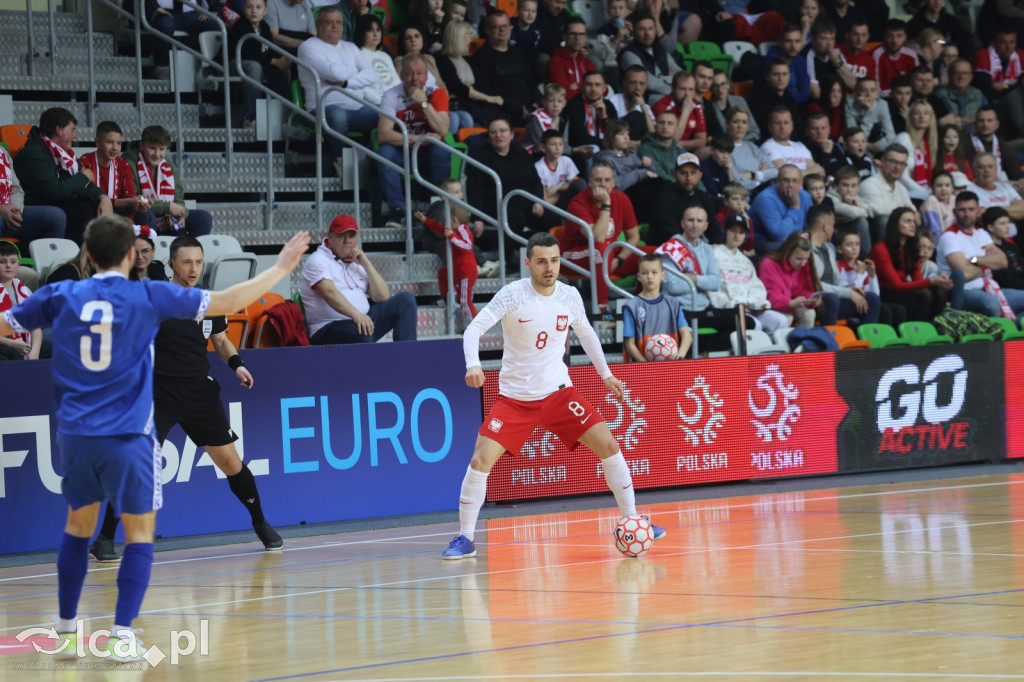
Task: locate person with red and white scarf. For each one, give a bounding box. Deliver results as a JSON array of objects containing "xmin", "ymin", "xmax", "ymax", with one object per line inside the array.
[
  {"xmin": 124, "ymin": 125, "xmax": 213, "ymax": 238},
  {"xmin": 79, "ymin": 120, "xmax": 155, "ymax": 227},
  {"xmin": 0, "ymin": 145, "xmax": 65, "ymax": 247},
  {"xmin": 12, "ymin": 107, "xmax": 112, "ymax": 244}
]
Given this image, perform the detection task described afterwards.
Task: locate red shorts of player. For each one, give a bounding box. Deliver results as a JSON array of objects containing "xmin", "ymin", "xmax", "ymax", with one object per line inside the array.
[{"xmin": 478, "ymin": 386, "xmax": 603, "ymax": 455}]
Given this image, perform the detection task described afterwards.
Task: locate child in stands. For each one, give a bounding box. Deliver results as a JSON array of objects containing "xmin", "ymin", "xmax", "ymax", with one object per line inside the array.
[
  {"xmin": 716, "ymin": 182, "xmax": 755, "ymax": 256},
  {"xmin": 623, "ymin": 253, "xmax": 692, "ymax": 361},
  {"xmin": 414, "ymin": 203, "xmax": 479, "ymax": 321},
  {"xmin": 0, "ymin": 240, "xmax": 40, "ymax": 360},
  {"xmin": 524, "ymin": 83, "xmax": 569, "ymax": 155},
  {"xmin": 836, "ymin": 227, "xmax": 906, "ymax": 325},
  {"xmin": 79, "ymin": 121, "xmax": 154, "ymax": 226},
  {"xmin": 758, "ymin": 231, "xmax": 824, "ymax": 328},
  {"xmin": 535, "ymin": 129, "xmax": 582, "ymax": 208}
]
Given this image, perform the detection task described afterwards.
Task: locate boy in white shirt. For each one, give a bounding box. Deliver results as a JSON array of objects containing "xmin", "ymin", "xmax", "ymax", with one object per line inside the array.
[{"xmin": 534, "ymin": 129, "xmax": 582, "ymax": 208}]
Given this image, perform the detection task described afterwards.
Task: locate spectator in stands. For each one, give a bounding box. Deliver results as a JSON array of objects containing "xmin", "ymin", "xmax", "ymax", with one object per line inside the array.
[
  {"xmin": 409, "ymin": 0, "xmax": 447, "ymax": 54},
  {"xmin": 761, "ymin": 108, "xmax": 824, "ymax": 174},
  {"xmin": 619, "ymin": 14, "xmax": 678, "ymax": 99},
  {"xmin": 870, "ymin": 206, "xmax": 955, "ymax": 320},
  {"xmin": 906, "ymin": 0, "xmax": 971, "ymax": 57},
  {"xmin": 804, "ymin": 76, "xmax": 846, "ymax": 140},
  {"xmin": 805, "ymin": 110, "xmax": 848, "ymax": 179},
  {"xmin": 466, "ymin": 117, "xmax": 546, "ymax": 257},
  {"xmin": 893, "ymin": 99, "xmax": 938, "ymax": 200},
  {"xmin": 125, "ymin": 126, "xmax": 212, "ymax": 238},
  {"xmin": 806, "ymin": 203, "xmax": 881, "ymax": 322},
  {"xmin": 266, "ymin": 0, "xmax": 315, "ymax": 54},
  {"xmin": 535, "ymin": 129, "xmax": 583, "ymax": 208},
  {"xmin": 633, "ymin": 0, "xmax": 702, "ymax": 53},
  {"xmin": 937, "ymin": 191, "xmax": 1021, "ymax": 316},
  {"xmin": 472, "ymin": 11, "xmax": 538, "ymax": 126},
  {"xmin": 132, "ymin": 226, "xmax": 168, "ymax": 281},
  {"xmin": 534, "ymin": 0, "xmax": 572, "ymax": 70},
  {"xmin": 301, "ymin": 215, "xmax": 418, "ymax": 344},
  {"xmin": 692, "ymin": 61, "xmax": 715, "ymax": 102},
  {"xmin": 609, "ymin": 66, "xmax": 657, "ymax": 144},
  {"xmin": 909, "ymin": 64, "xmax": 957, "ymax": 127},
  {"xmin": 524, "ymin": 83, "xmax": 570, "ymax": 155},
  {"xmin": 828, "ymin": 165, "xmax": 871, "ymax": 256},
  {"xmin": 750, "ymin": 164, "xmax": 812, "ymax": 253},
  {"xmin": 758, "ymin": 231, "xmax": 825, "ymax": 328},
  {"xmin": 888, "ymin": 75, "xmax": 913, "ymax": 136},
  {"xmin": 699, "ymin": 135, "xmax": 734, "ymax": 201},
  {"xmin": 592, "ymin": 120, "xmax": 659, "ymax": 191},
  {"xmin": 842, "ymin": 127, "xmax": 874, "ymax": 180},
  {"xmin": 711, "ymin": 215, "xmax": 789, "ymax": 332},
  {"xmin": 759, "ymin": 25, "xmax": 812, "ymax": 104},
  {"xmin": 794, "ymin": 0, "xmax": 821, "ymax": 44},
  {"xmin": 623, "ymin": 254, "xmax": 693, "ymax": 361},
  {"xmin": 805, "ymin": 18, "xmax": 857, "ymax": 99},
  {"xmin": 934, "ymin": 58, "xmax": 985, "ymax": 130},
  {"xmin": 0, "ymin": 145, "xmax": 65, "ymax": 246},
  {"xmin": 376, "ymin": 54, "xmax": 452, "ymax": 227},
  {"xmin": 229, "ymin": 0, "xmax": 293, "ymax": 130},
  {"xmin": 565, "ymin": 71, "xmax": 619, "ymax": 162},
  {"xmin": 912, "ymin": 28, "xmax": 947, "ymax": 78},
  {"xmin": 436, "ymin": 20, "xmax": 507, "ymax": 128},
  {"xmin": 725, "ymin": 107, "xmax": 778, "ymax": 192},
  {"xmin": 937, "ymin": 123, "xmax": 973, "ymax": 181},
  {"xmin": 937, "ymin": 42, "xmax": 959, "ymax": 85},
  {"xmin": 356, "ymin": 15, "xmax": 401, "ymax": 107},
  {"xmin": 652, "ymin": 71, "xmax": 706, "ymax": 153},
  {"xmin": 717, "ymin": 183, "xmax": 756, "ymax": 254},
  {"xmin": 638, "ymin": 111, "xmax": 686, "ymax": 182},
  {"xmin": 338, "ymin": 0, "xmax": 370, "ymax": 43},
  {"xmin": 561, "ymin": 161, "xmax": 642, "ymax": 309},
  {"xmin": 859, "ymin": 143, "xmax": 915, "ymax": 243},
  {"xmin": 592, "ymin": 0, "xmax": 633, "ymax": 77},
  {"xmin": 414, "ymin": 204, "xmax": 479, "ymax": 322},
  {"xmin": 545, "ymin": 17, "xmax": 595, "ymax": 100},
  {"xmin": 648, "ymin": 152, "xmax": 720, "ymax": 247},
  {"xmin": 873, "ymin": 19, "xmax": 918, "ymax": 96},
  {"xmin": 297, "ymin": 7, "xmax": 378, "ymax": 164},
  {"xmin": 824, "ymin": 0, "xmax": 866, "ymax": 45},
  {"xmin": 0, "ymin": 241, "xmax": 40, "ymax": 361},
  {"xmin": 968, "ymin": 153, "xmax": 1024, "ymax": 220},
  {"xmin": 45, "ymin": 242, "xmax": 92, "ymax": 284},
  {"xmin": 972, "ymin": 27, "xmax": 1024, "ymax": 104},
  {"xmin": 511, "ymin": 0, "xmax": 543, "ymax": 65},
  {"xmin": 659, "ymin": 205, "xmax": 736, "ymax": 353},
  {"xmin": 839, "ymin": 20, "xmax": 876, "ymax": 83},
  {"xmin": 844, "ymin": 77, "xmax": 895, "ymax": 155},
  {"xmin": 79, "ymin": 121, "xmax": 155, "ymax": 227},
  {"xmin": 966, "ymin": 106, "xmax": 1024, "ymax": 185},
  {"xmin": 982, "ymin": 206, "xmax": 1024, "ymax": 293},
  {"xmin": 14, "ymin": 107, "xmax": 112, "ymax": 245},
  {"xmin": 705, "ymin": 68, "xmax": 760, "ymax": 143},
  {"xmin": 920, "ymin": 169, "xmax": 957, "ymax": 238},
  {"xmin": 751, "ymin": 59, "xmax": 804, "ymax": 141},
  {"xmin": 395, "ymin": 25, "xmax": 446, "ymax": 88},
  {"xmin": 146, "ymin": 0, "xmax": 220, "ymax": 79}
]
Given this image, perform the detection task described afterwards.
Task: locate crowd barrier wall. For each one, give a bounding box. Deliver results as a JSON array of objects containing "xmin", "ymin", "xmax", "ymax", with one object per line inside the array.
[{"xmin": 0, "ymin": 339, "xmax": 1017, "ymax": 554}]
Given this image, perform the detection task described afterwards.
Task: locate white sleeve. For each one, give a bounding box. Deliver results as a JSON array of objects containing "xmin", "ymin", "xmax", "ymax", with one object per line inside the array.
[
  {"xmin": 462, "ymin": 286, "xmax": 512, "ymax": 369},
  {"xmin": 568, "ymin": 289, "xmax": 611, "ymax": 379}
]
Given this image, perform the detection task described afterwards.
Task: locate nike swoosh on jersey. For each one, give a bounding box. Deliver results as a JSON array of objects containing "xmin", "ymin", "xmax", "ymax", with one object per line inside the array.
[
  {"xmin": 580, "ymin": 415, "xmax": 591, "ymax": 425},
  {"xmin": 622, "ymin": 483, "xmax": 632, "ymax": 489},
  {"xmin": 518, "ymin": 318, "xmax": 533, "ymax": 323}
]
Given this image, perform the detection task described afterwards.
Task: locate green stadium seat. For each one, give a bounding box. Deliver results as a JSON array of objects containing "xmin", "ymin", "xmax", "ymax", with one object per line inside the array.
[
  {"xmin": 898, "ymin": 321, "xmax": 954, "ymax": 345},
  {"xmin": 990, "ymin": 316, "xmax": 1024, "ymax": 340},
  {"xmin": 677, "ymin": 41, "xmax": 733, "ymax": 74},
  {"xmin": 856, "ymin": 323, "xmax": 910, "ymax": 348}
]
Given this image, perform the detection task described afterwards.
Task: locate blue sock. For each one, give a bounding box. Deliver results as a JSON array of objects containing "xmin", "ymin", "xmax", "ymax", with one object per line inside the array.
[
  {"xmin": 57, "ymin": 533, "xmax": 91, "ymax": 621},
  {"xmin": 114, "ymin": 543, "xmax": 154, "ymax": 628}
]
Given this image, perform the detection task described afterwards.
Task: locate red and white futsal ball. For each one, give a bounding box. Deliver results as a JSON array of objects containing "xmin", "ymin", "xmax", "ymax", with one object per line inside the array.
[
  {"xmin": 614, "ymin": 515, "xmax": 654, "ymax": 558},
  {"xmin": 643, "ymin": 334, "xmax": 678, "ymax": 361}
]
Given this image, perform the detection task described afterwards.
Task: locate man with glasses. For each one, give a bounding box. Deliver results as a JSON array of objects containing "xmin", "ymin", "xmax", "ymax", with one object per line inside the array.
[
  {"xmin": 472, "ymin": 11, "xmax": 538, "ymax": 126},
  {"xmin": 859, "ymin": 143, "xmax": 916, "ymax": 242},
  {"xmin": 935, "ymin": 58, "xmax": 985, "ymax": 129},
  {"xmin": 545, "ymin": 18, "xmax": 596, "ymax": 99}
]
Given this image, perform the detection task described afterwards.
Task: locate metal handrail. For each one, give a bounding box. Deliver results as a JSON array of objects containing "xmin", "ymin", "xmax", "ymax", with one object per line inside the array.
[
  {"xmin": 135, "ymin": 0, "xmax": 235, "ymax": 173},
  {"xmin": 25, "ymin": 0, "xmax": 34, "ymax": 77},
  {"xmin": 86, "ymin": 0, "xmax": 145, "ymax": 129},
  {"xmin": 47, "ymin": 0, "xmax": 56, "ymax": 76},
  {"xmin": 602, "ymin": 240, "xmax": 701, "ymax": 358}
]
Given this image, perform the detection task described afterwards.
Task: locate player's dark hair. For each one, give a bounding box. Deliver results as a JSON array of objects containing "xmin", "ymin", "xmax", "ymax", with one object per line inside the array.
[
  {"xmin": 0, "ymin": 240, "xmax": 18, "ymax": 258},
  {"xmin": 169, "ymin": 235, "xmax": 203, "ymax": 261},
  {"xmin": 39, "ymin": 107, "xmax": 77, "ymax": 136},
  {"xmin": 95, "ymin": 120, "xmax": 123, "ymax": 137},
  {"xmin": 526, "ymin": 231, "xmax": 559, "ymax": 258},
  {"xmin": 84, "ymin": 214, "xmax": 135, "ymax": 269}
]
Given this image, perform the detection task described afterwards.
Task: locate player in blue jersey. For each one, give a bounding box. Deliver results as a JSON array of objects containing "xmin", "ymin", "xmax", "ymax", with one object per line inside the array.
[{"xmin": 0, "ymin": 215, "xmax": 309, "ymax": 661}]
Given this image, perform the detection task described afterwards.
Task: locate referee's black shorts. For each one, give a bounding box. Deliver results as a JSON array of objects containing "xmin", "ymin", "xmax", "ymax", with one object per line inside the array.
[{"xmin": 154, "ymin": 376, "xmax": 238, "ymax": 447}]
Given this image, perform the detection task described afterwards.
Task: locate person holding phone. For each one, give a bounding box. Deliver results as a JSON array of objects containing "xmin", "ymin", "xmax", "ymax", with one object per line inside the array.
[{"xmin": 758, "ymin": 231, "xmax": 829, "ymax": 328}]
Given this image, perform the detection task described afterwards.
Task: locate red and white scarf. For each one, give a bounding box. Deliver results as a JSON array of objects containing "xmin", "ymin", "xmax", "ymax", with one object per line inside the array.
[
  {"xmin": 655, "ymin": 237, "xmax": 701, "ymax": 275},
  {"xmin": 41, "ymin": 135, "xmax": 78, "ymax": 175},
  {"xmin": 982, "ymin": 267, "xmax": 1016, "ymax": 319},
  {"xmin": 987, "ymin": 45, "xmax": 1022, "ymax": 87},
  {"xmin": 82, "ymin": 153, "xmax": 119, "ymax": 197},
  {"xmin": 0, "ymin": 151, "xmax": 12, "ymax": 205},
  {"xmin": 0, "ymin": 280, "xmax": 32, "ymax": 343},
  {"xmin": 584, "ymin": 101, "xmax": 604, "ymax": 139},
  {"xmin": 137, "ymin": 153, "xmax": 175, "ymax": 202}
]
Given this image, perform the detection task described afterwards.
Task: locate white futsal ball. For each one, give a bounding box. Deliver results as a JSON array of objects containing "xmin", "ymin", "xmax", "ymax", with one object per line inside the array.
[
  {"xmin": 614, "ymin": 515, "xmax": 654, "ymax": 558},
  {"xmin": 643, "ymin": 334, "xmax": 678, "ymax": 361}
]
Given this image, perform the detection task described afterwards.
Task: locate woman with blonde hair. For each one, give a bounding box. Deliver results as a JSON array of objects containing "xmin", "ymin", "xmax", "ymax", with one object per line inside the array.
[
  {"xmin": 893, "ymin": 99, "xmax": 938, "ymax": 201},
  {"xmin": 435, "ymin": 19, "xmax": 512, "ymax": 128}
]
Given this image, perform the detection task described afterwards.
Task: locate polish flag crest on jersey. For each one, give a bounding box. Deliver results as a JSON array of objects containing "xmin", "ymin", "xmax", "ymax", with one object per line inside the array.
[
  {"xmin": 556, "ymin": 315, "xmax": 569, "ymax": 331},
  {"xmin": 489, "ymin": 418, "xmax": 504, "ymax": 432}
]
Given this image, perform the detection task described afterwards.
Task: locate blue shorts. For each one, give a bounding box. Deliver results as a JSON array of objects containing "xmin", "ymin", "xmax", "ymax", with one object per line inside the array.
[{"xmin": 58, "ymin": 433, "xmax": 163, "ymax": 515}]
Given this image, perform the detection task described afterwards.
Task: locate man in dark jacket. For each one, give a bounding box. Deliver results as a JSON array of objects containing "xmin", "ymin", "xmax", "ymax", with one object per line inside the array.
[
  {"xmin": 14, "ymin": 107, "xmax": 112, "ymax": 244},
  {"xmin": 564, "ymin": 70, "xmax": 619, "ymax": 166},
  {"xmin": 648, "ymin": 152, "xmax": 722, "ymax": 247},
  {"xmin": 471, "ymin": 11, "xmax": 538, "ymax": 126}
]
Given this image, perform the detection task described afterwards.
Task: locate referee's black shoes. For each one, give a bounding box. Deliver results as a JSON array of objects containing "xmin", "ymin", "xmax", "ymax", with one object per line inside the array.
[
  {"xmin": 89, "ymin": 536, "xmax": 121, "ymax": 562},
  {"xmin": 254, "ymin": 521, "xmax": 283, "ymax": 551}
]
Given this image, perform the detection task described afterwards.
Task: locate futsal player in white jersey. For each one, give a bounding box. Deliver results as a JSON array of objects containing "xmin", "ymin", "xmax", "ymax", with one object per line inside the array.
[{"xmin": 442, "ymin": 232, "xmax": 665, "ymax": 559}]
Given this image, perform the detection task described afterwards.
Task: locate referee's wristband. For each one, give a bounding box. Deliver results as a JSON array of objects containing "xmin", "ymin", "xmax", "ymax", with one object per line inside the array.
[{"xmin": 228, "ymin": 355, "xmax": 245, "ymax": 371}]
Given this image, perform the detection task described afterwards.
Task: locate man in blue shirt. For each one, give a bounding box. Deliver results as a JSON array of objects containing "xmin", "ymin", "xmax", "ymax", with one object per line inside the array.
[
  {"xmin": 0, "ymin": 215, "xmax": 308, "ymax": 661},
  {"xmin": 750, "ymin": 164, "xmax": 813, "ymax": 254}
]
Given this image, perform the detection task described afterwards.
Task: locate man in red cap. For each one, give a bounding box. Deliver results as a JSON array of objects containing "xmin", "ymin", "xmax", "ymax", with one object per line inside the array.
[{"xmin": 299, "ymin": 215, "xmax": 418, "ymax": 344}]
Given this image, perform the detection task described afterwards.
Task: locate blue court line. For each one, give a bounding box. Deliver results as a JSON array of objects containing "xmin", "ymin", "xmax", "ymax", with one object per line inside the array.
[
  {"xmin": 709, "ymin": 622, "xmax": 1024, "ymax": 639},
  {"xmin": 248, "ymin": 586, "xmax": 1024, "ymax": 681}
]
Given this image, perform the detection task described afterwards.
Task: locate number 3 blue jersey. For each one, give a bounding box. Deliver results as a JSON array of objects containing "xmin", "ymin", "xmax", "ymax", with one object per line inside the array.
[{"xmin": 3, "ymin": 272, "xmax": 209, "ymax": 437}]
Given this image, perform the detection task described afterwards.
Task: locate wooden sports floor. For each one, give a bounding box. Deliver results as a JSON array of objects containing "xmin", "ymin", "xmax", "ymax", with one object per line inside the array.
[{"xmin": 2, "ymin": 471, "xmax": 1024, "ymax": 681}]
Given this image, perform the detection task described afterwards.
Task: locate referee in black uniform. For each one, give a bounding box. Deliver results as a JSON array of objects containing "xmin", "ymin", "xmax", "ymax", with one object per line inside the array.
[{"xmin": 91, "ymin": 236, "xmax": 282, "ymax": 561}]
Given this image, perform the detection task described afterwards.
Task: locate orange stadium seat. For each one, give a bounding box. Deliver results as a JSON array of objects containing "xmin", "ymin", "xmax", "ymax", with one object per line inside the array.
[
  {"xmin": 0, "ymin": 125, "xmax": 31, "ymax": 157},
  {"xmin": 456, "ymin": 126, "xmax": 486, "ymax": 143},
  {"xmin": 731, "ymin": 81, "xmax": 752, "ymax": 98},
  {"xmin": 243, "ymin": 293, "xmax": 286, "ymax": 348},
  {"xmin": 826, "ymin": 325, "xmax": 872, "ymax": 350},
  {"xmin": 207, "ymin": 314, "xmax": 251, "ymax": 351},
  {"xmin": 469, "ymin": 38, "xmax": 486, "ymax": 54}
]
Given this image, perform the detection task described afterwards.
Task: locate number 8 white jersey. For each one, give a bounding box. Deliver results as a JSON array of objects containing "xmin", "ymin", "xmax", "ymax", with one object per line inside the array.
[{"xmin": 463, "ymin": 279, "xmax": 611, "ymax": 401}]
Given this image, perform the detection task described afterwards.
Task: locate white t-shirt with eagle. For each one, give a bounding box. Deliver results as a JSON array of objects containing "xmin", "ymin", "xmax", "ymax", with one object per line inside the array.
[{"xmin": 463, "ymin": 278, "xmax": 611, "ymax": 402}]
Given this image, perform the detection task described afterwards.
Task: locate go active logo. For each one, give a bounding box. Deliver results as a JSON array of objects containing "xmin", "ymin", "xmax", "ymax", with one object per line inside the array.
[{"xmin": 874, "ymin": 354, "xmax": 970, "ymax": 454}]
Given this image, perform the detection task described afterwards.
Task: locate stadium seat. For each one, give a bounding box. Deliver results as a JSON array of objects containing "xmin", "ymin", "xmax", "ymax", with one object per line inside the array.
[
  {"xmin": 570, "ymin": 0, "xmax": 605, "ymax": 29},
  {"xmin": 857, "ymin": 323, "xmax": 910, "ymax": 348},
  {"xmin": 0, "ymin": 125, "xmax": 31, "ymax": 157},
  {"xmin": 206, "ymin": 314, "xmax": 251, "ymax": 351},
  {"xmin": 758, "ymin": 41, "xmax": 774, "ymax": 56},
  {"xmin": 731, "ymin": 81, "xmax": 752, "ymax": 98},
  {"xmin": 197, "ymin": 32, "xmax": 243, "ymax": 119},
  {"xmin": 730, "ymin": 329, "xmax": 787, "ymax": 355},
  {"xmin": 494, "ymin": 0, "xmax": 518, "ymax": 17},
  {"xmin": 243, "ymin": 293, "xmax": 286, "ymax": 348},
  {"xmin": 29, "ymin": 238, "xmax": 79, "ymax": 282},
  {"xmin": 207, "ymin": 252, "xmax": 258, "ymax": 291},
  {"xmin": 722, "ymin": 40, "xmax": 756, "ymax": 71},
  {"xmin": 825, "ymin": 325, "xmax": 872, "ymax": 350},
  {"xmin": 898, "ymin": 321, "xmax": 954, "ymax": 345},
  {"xmin": 154, "ymin": 235, "xmax": 173, "ymax": 265},
  {"xmin": 469, "ymin": 37, "xmax": 486, "ymax": 54},
  {"xmin": 990, "ymin": 316, "xmax": 1024, "ymax": 340}
]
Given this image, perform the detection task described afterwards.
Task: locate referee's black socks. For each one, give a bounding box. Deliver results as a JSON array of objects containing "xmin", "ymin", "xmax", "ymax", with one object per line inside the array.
[{"xmin": 227, "ymin": 464, "xmax": 265, "ymax": 526}]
